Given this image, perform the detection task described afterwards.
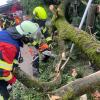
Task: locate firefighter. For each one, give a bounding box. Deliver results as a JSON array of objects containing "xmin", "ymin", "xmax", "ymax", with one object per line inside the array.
[
  {"xmin": 31, "ymin": 6, "xmax": 53, "ymax": 76},
  {"xmin": 31, "ymin": 42, "xmax": 51, "ymax": 77},
  {"xmin": 32, "ymin": 6, "xmax": 52, "ymax": 45},
  {"xmin": 0, "ymin": 20, "xmax": 39, "ymax": 100},
  {"xmin": 0, "ymin": 14, "xmax": 15, "ymax": 30}
]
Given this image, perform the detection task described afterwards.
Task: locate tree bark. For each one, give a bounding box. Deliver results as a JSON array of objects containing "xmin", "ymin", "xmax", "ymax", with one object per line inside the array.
[
  {"xmin": 50, "ymin": 71, "xmax": 100, "ymax": 100},
  {"xmin": 14, "ymin": 67, "xmax": 61, "ymax": 92},
  {"xmin": 86, "ymin": 4, "xmax": 97, "ymax": 33},
  {"xmin": 54, "ymin": 15, "xmax": 100, "ymax": 70}
]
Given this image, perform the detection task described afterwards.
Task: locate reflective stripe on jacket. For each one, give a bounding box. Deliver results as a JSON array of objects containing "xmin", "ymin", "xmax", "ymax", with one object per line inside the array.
[
  {"xmin": 0, "ymin": 60, "xmax": 13, "ymax": 71},
  {"xmin": 0, "ymin": 72, "xmax": 12, "ymax": 81}
]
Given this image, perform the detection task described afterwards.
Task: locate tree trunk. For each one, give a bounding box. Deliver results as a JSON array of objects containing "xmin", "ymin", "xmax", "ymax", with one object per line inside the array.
[
  {"xmin": 50, "ymin": 71, "xmax": 100, "ymax": 100},
  {"xmin": 54, "ymin": 15, "xmax": 100, "ymax": 70},
  {"xmin": 86, "ymin": 4, "xmax": 97, "ymax": 33}
]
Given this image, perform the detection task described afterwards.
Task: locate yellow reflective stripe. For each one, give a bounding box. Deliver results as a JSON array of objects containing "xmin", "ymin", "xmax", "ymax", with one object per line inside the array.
[
  {"xmin": 0, "ymin": 72, "xmax": 12, "ymax": 81},
  {"xmin": 42, "ymin": 27, "xmax": 47, "ymax": 34},
  {"xmin": 3, "ymin": 22, "xmax": 6, "ymax": 28},
  {"xmin": 32, "ymin": 41, "xmax": 39, "ymax": 46},
  {"xmin": 10, "ymin": 21, "xmax": 15, "ymax": 26},
  {"xmin": 46, "ymin": 37, "xmax": 52, "ymax": 42},
  {"xmin": 13, "ymin": 59, "xmax": 18, "ymax": 64},
  {"xmin": 0, "ymin": 94, "xmax": 4, "ymax": 100},
  {"xmin": 0, "ymin": 60, "xmax": 13, "ymax": 71}
]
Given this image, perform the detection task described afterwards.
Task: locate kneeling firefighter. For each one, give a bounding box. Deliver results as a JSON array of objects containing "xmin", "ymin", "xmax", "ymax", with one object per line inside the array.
[{"xmin": 0, "ymin": 20, "xmax": 39, "ymax": 100}]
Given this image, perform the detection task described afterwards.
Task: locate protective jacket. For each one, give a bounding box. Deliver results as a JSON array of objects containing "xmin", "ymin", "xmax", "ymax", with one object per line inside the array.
[
  {"xmin": 32, "ymin": 7, "xmax": 52, "ymax": 47},
  {"xmin": 0, "ymin": 30, "xmax": 22, "ymax": 84}
]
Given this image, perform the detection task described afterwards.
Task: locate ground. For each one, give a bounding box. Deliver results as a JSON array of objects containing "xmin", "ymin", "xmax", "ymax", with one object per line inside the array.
[{"xmin": 19, "ymin": 45, "xmax": 34, "ymax": 76}]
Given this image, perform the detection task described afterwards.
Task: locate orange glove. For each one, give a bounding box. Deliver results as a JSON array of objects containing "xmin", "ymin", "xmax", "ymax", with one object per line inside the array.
[{"xmin": 38, "ymin": 43, "xmax": 49, "ymax": 52}]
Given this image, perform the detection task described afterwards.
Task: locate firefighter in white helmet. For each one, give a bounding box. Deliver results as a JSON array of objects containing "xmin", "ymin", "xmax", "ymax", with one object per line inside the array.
[{"xmin": 0, "ymin": 20, "xmax": 39, "ymax": 100}]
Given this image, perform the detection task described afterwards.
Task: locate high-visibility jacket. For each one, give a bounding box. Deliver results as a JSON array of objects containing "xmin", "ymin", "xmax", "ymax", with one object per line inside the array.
[
  {"xmin": 0, "ymin": 30, "xmax": 22, "ymax": 83},
  {"xmin": 32, "ymin": 6, "xmax": 52, "ymax": 45},
  {"xmin": 31, "ymin": 20, "xmax": 52, "ymax": 47}
]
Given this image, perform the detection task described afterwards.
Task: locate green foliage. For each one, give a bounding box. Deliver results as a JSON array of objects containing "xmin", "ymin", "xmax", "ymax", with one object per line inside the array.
[
  {"xmin": 94, "ymin": 0, "xmax": 100, "ymax": 4},
  {"xmin": 20, "ymin": 0, "xmax": 44, "ymax": 15},
  {"xmin": 10, "ymin": 80, "xmax": 48, "ymax": 100}
]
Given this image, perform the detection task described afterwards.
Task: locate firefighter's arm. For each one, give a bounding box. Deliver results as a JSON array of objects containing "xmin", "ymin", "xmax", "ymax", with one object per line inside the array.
[{"xmin": 1, "ymin": 43, "xmax": 18, "ymax": 64}]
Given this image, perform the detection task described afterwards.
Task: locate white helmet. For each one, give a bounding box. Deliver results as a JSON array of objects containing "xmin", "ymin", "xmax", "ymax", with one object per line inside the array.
[{"xmin": 16, "ymin": 20, "xmax": 39, "ymax": 38}]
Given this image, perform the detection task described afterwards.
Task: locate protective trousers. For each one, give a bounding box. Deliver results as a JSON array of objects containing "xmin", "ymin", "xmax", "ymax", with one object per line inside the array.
[{"xmin": 0, "ymin": 80, "xmax": 9, "ymax": 100}]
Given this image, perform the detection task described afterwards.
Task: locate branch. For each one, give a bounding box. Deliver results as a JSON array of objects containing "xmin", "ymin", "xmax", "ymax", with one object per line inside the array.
[
  {"xmin": 14, "ymin": 67, "xmax": 61, "ymax": 92},
  {"xmin": 49, "ymin": 71, "xmax": 100, "ymax": 100}
]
